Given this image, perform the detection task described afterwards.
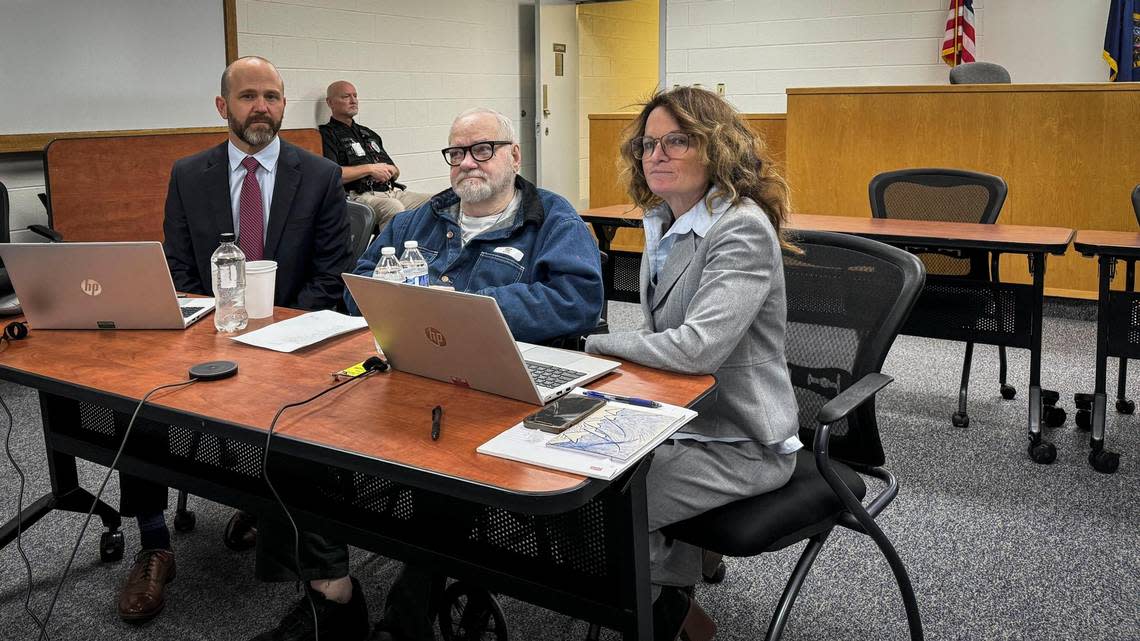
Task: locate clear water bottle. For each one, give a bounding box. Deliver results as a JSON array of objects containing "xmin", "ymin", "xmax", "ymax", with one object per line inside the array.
[
  {"xmin": 400, "ymin": 240, "xmax": 429, "ymax": 286},
  {"xmin": 211, "ymin": 232, "xmax": 248, "ymax": 333},
  {"xmin": 372, "ymin": 246, "xmax": 404, "ymax": 283}
]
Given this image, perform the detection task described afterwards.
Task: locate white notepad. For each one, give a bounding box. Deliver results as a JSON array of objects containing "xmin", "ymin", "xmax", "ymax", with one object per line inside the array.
[
  {"xmin": 477, "ymin": 388, "xmax": 697, "ymax": 480},
  {"xmin": 230, "ymin": 310, "xmax": 368, "ymax": 353}
]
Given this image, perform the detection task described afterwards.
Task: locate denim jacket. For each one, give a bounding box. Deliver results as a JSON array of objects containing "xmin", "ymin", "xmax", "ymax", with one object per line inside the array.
[{"xmin": 346, "ymin": 175, "xmax": 603, "ymax": 343}]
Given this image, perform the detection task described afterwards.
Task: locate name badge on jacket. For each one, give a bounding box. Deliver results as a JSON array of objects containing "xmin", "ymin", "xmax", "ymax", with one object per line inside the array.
[{"xmin": 350, "ymin": 141, "xmax": 365, "ymax": 157}]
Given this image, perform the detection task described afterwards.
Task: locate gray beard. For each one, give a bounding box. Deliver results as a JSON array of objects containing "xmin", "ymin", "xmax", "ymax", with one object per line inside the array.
[{"xmin": 454, "ymin": 170, "xmax": 514, "ymax": 203}]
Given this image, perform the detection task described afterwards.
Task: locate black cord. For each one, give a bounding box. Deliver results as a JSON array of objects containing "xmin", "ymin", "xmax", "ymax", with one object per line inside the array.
[
  {"xmin": 1, "ymin": 394, "xmax": 51, "ymax": 640},
  {"xmin": 36, "ymin": 378, "xmax": 198, "ymax": 641},
  {"xmin": 261, "ymin": 369, "xmax": 379, "ymax": 641}
]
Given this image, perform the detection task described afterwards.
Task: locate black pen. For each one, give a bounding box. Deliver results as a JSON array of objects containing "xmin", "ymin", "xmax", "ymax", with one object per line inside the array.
[{"xmin": 431, "ymin": 405, "xmax": 442, "ymax": 440}]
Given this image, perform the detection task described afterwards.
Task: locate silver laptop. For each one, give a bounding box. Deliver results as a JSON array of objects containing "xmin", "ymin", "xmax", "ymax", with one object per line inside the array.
[
  {"xmin": 343, "ymin": 273, "xmax": 619, "ymax": 405},
  {"xmin": 0, "ymin": 242, "xmax": 214, "ymax": 329}
]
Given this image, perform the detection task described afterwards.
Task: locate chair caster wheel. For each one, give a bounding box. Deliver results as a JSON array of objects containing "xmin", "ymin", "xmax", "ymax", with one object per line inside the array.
[
  {"xmin": 438, "ymin": 582, "xmax": 509, "ymax": 641},
  {"xmin": 1028, "ymin": 440, "xmax": 1056, "ymax": 464},
  {"xmin": 1116, "ymin": 399, "xmax": 1135, "ymax": 415},
  {"xmin": 702, "ymin": 560, "xmax": 727, "ymax": 584},
  {"xmin": 1075, "ymin": 409, "xmax": 1091, "ymax": 431},
  {"xmin": 1000, "ymin": 384, "xmax": 1016, "ymax": 400},
  {"xmin": 1089, "ymin": 448, "xmax": 1120, "ymax": 474},
  {"xmin": 951, "ymin": 412, "xmax": 969, "ymax": 428},
  {"xmin": 1043, "ymin": 406, "xmax": 1067, "ymax": 428},
  {"xmin": 100, "ymin": 530, "xmax": 124, "ymax": 562},
  {"xmin": 1041, "ymin": 389, "xmax": 1060, "ymax": 406},
  {"xmin": 173, "ymin": 509, "xmax": 196, "ymax": 532}
]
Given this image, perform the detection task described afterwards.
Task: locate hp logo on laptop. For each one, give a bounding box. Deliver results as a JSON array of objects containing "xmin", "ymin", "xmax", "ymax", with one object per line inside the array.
[
  {"xmin": 424, "ymin": 327, "xmax": 446, "ymax": 347},
  {"xmin": 80, "ymin": 279, "xmax": 102, "ymax": 296}
]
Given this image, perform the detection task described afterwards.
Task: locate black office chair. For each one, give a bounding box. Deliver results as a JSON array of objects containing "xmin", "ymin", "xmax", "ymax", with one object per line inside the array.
[
  {"xmin": 346, "ymin": 199, "xmax": 377, "ymax": 260},
  {"xmin": 662, "ymin": 231, "xmax": 925, "ymax": 641},
  {"xmin": 1074, "ymin": 184, "xmax": 1140, "ymax": 433},
  {"xmin": 868, "ymin": 168, "xmax": 1064, "ymax": 428},
  {"xmin": 0, "ymin": 181, "xmax": 14, "ymax": 302}
]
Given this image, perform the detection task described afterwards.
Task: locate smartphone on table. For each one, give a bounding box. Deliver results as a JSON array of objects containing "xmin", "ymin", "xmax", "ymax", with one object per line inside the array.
[{"xmin": 522, "ymin": 395, "xmax": 606, "ymax": 434}]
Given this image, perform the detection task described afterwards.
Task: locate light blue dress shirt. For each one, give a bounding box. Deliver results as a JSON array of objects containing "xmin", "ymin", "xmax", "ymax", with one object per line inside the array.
[{"xmin": 227, "ymin": 137, "xmax": 279, "ymax": 242}]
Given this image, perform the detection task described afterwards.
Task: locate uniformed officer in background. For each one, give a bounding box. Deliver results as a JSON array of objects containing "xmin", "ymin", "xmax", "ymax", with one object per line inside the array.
[{"xmin": 320, "ymin": 80, "xmax": 432, "ymax": 232}]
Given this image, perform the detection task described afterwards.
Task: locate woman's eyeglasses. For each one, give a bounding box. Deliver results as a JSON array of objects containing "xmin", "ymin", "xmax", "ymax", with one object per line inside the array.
[
  {"xmin": 441, "ymin": 141, "xmax": 512, "ymax": 167},
  {"xmin": 630, "ymin": 131, "xmax": 691, "ymax": 160}
]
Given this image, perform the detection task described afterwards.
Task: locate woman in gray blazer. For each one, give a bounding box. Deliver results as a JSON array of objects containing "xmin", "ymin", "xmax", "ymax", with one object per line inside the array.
[{"xmin": 585, "ymin": 87, "xmax": 800, "ymax": 641}]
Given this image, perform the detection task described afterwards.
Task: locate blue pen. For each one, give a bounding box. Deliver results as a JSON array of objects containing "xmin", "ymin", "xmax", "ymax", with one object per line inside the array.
[{"xmin": 582, "ymin": 390, "xmax": 661, "ymax": 408}]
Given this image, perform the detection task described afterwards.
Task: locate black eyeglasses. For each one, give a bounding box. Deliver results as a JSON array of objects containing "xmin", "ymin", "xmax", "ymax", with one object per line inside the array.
[
  {"xmin": 441, "ymin": 140, "xmax": 512, "ymax": 166},
  {"xmin": 630, "ymin": 131, "xmax": 691, "ymax": 160}
]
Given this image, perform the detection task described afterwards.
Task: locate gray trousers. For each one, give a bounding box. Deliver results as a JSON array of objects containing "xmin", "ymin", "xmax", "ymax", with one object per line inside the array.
[{"xmin": 647, "ymin": 439, "xmax": 795, "ymax": 587}]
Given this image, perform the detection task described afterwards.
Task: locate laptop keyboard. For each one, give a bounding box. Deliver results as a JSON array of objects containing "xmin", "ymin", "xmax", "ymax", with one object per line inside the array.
[
  {"xmin": 526, "ymin": 361, "xmax": 586, "ymax": 389},
  {"xmin": 180, "ymin": 305, "xmax": 207, "ymax": 318}
]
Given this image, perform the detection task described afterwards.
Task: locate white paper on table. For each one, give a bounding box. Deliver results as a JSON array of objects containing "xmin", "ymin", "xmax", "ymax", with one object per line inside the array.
[{"xmin": 229, "ymin": 310, "xmax": 369, "ymax": 353}]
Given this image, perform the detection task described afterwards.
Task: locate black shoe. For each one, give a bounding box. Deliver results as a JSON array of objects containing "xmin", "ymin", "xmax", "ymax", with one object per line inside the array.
[{"xmin": 250, "ymin": 577, "xmax": 369, "ymax": 641}]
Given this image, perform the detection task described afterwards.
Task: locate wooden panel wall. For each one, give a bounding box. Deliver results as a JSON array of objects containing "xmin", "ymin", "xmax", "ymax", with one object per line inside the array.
[
  {"xmin": 588, "ymin": 112, "xmax": 786, "ymax": 251},
  {"xmin": 45, "ymin": 129, "xmax": 323, "ymax": 243},
  {"xmin": 785, "ymin": 84, "xmax": 1140, "ymax": 299}
]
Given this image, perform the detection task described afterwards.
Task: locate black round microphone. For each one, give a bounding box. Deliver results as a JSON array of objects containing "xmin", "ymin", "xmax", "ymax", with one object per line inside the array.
[{"xmin": 363, "ymin": 356, "xmax": 389, "ymax": 372}]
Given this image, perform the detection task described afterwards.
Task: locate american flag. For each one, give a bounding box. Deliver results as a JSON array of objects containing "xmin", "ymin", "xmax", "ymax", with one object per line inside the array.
[{"xmin": 941, "ymin": 0, "xmax": 976, "ymax": 67}]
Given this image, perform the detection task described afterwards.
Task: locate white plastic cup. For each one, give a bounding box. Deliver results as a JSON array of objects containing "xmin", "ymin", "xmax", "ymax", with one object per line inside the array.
[{"xmin": 245, "ymin": 260, "xmax": 278, "ymax": 319}]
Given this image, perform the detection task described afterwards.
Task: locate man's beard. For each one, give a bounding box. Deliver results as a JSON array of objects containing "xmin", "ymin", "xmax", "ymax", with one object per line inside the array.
[
  {"xmin": 453, "ymin": 167, "xmax": 514, "ymax": 203},
  {"xmin": 230, "ymin": 114, "xmax": 281, "ymax": 148}
]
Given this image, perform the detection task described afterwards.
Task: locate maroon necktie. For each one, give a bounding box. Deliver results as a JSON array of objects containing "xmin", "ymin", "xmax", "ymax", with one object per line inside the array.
[{"xmin": 238, "ymin": 156, "xmax": 265, "ymax": 260}]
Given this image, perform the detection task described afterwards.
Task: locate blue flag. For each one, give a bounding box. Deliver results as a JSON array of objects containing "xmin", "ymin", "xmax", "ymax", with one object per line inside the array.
[{"xmin": 1104, "ymin": 0, "xmax": 1140, "ymax": 81}]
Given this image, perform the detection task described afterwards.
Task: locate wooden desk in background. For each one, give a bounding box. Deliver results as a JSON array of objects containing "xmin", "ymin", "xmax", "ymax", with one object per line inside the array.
[
  {"xmin": 42, "ymin": 128, "xmax": 322, "ymax": 243},
  {"xmin": 785, "ymin": 83, "xmax": 1140, "ymax": 299},
  {"xmin": 0, "ymin": 307, "xmax": 714, "ymax": 640},
  {"xmin": 1070, "ymin": 230, "xmax": 1140, "ymax": 474},
  {"xmin": 579, "ymin": 205, "xmax": 1076, "ymax": 464}
]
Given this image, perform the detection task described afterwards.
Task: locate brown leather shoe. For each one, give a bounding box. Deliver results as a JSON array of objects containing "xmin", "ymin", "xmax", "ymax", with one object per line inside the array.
[
  {"xmin": 222, "ymin": 510, "xmax": 258, "ymax": 551},
  {"xmin": 117, "ymin": 549, "xmax": 176, "ymax": 623}
]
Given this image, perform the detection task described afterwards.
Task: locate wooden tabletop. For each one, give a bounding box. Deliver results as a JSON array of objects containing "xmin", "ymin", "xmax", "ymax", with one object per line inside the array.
[
  {"xmin": 787, "ymin": 214, "xmax": 1074, "ymax": 255},
  {"xmin": 1072, "ymin": 230, "xmax": 1140, "ymax": 259},
  {"xmin": 0, "ymin": 309, "xmax": 714, "ymax": 499},
  {"xmin": 579, "ymin": 205, "xmax": 1074, "ymax": 255},
  {"xmin": 579, "ymin": 204, "xmax": 645, "ymax": 224}
]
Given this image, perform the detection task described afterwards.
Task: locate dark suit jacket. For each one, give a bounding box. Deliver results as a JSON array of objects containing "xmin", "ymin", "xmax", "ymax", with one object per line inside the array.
[{"xmin": 162, "ymin": 140, "xmax": 352, "ymax": 311}]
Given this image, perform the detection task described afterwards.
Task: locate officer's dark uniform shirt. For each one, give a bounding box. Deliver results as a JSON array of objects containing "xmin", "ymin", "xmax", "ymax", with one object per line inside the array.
[{"xmin": 319, "ymin": 117, "xmax": 406, "ymax": 194}]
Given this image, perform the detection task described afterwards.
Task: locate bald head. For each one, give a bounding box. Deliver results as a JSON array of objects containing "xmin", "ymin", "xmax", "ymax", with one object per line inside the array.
[
  {"xmin": 326, "ymin": 81, "xmax": 359, "ymax": 124},
  {"xmin": 220, "ymin": 56, "xmax": 283, "ymax": 99}
]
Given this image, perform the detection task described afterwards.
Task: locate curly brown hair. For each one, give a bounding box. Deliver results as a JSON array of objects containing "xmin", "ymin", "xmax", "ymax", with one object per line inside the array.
[{"xmin": 619, "ymin": 86, "xmax": 791, "ymax": 240}]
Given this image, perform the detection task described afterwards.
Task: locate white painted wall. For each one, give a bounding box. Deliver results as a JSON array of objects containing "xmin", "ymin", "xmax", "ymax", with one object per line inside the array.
[
  {"xmin": 664, "ymin": 0, "xmax": 1114, "ymax": 113},
  {"xmin": 238, "ymin": 0, "xmax": 536, "ymax": 194}
]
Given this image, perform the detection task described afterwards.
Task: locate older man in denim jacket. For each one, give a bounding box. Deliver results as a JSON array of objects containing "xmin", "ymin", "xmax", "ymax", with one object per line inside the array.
[
  {"xmin": 248, "ymin": 107, "xmax": 603, "ymax": 641},
  {"xmin": 347, "ymin": 108, "xmax": 603, "ymax": 343}
]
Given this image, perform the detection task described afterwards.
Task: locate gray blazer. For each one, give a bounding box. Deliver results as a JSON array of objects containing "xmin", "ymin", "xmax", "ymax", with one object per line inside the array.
[{"xmin": 585, "ymin": 198, "xmax": 798, "ymax": 446}]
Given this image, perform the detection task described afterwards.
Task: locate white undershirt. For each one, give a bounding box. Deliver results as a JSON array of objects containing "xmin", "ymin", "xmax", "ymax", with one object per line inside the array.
[{"xmin": 458, "ymin": 191, "xmax": 521, "ymax": 245}]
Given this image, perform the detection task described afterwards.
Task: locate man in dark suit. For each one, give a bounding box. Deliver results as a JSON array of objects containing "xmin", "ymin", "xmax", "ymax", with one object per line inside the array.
[{"xmin": 116, "ymin": 55, "xmax": 352, "ymax": 625}]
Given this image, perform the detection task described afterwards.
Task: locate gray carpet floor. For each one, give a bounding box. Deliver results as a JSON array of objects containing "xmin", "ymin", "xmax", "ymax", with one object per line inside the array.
[{"xmin": 1, "ymin": 300, "xmax": 1137, "ymax": 640}]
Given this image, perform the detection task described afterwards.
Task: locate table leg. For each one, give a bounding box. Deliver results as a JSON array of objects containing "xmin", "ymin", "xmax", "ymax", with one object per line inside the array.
[
  {"xmin": 616, "ymin": 456, "xmax": 653, "ymax": 641},
  {"xmin": 1088, "ymin": 256, "xmax": 1121, "ymax": 473},
  {"xmin": 0, "ymin": 393, "xmax": 123, "ymax": 557},
  {"xmin": 1026, "ymin": 253, "xmax": 1057, "ymax": 464}
]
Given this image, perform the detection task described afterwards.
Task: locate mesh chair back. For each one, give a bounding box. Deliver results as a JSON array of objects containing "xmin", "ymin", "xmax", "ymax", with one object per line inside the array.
[
  {"xmin": 345, "ymin": 200, "xmax": 376, "ymax": 260},
  {"xmin": 869, "ymin": 168, "xmax": 1007, "ymax": 277},
  {"xmin": 783, "ymin": 231, "xmax": 924, "ymax": 466},
  {"xmin": 0, "ymin": 181, "xmax": 9, "ymax": 244},
  {"xmin": 1132, "ymin": 185, "xmax": 1140, "ymax": 228},
  {"xmin": 948, "ymin": 61, "xmax": 1011, "ymax": 84}
]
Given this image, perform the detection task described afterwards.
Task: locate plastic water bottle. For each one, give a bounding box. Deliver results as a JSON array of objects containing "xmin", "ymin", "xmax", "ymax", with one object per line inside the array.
[
  {"xmin": 372, "ymin": 247, "xmax": 404, "ymax": 283},
  {"xmin": 400, "ymin": 241, "xmax": 429, "ymax": 286},
  {"xmin": 211, "ymin": 232, "xmax": 248, "ymax": 333},
  {"xmin": 370, "ymin": 247, "xmax": 402, "ymax": 353}
]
